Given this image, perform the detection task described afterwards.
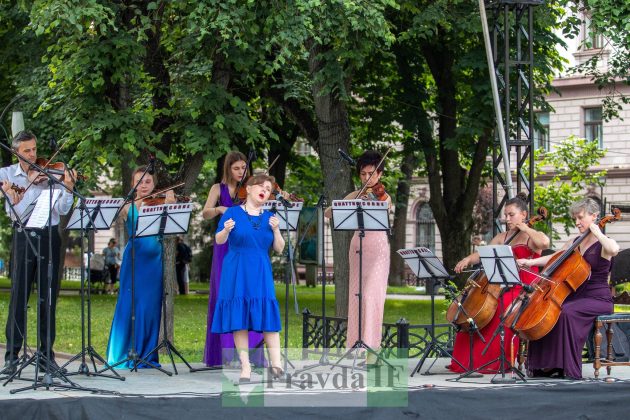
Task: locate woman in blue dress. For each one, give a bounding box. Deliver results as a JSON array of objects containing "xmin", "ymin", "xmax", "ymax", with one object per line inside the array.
[
  {"xmin": 211, "ymin": 174, "xmax": 285, "ymax": 382},
  {"xmin": 106, "ymin": 166, "xmax": 176, "ymax": 368}
]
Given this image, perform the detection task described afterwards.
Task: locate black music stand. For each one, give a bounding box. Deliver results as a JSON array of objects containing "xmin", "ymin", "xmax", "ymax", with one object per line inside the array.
[
  {"xmin": 265, "ymin": 199, "xmax": 302, "ymax": 377},
  {"xmin": 330, "ymin": 199, "xmax": 393, "ymax": 371},
  {"xmin": 6, "ymin": 189, "xmax": 91, "ymax": 393},
  {"xmin": 470, "ymin": 245, "xmax": 526, "ymax": 383},
  {"xmin": 63, "ymin": 198, "xmax": 125, "ymax": 380},
  {"xmin": 135, "ymin": 203, "xmax": 194, "ymax": 375},
  {"xmin": 398, "ymin": 247, "xmax": 467, "ymax": 376}
]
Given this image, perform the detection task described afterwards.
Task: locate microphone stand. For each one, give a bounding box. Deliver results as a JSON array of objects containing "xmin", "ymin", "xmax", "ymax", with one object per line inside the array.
[
  {"xmin": 0, "ymin": 183, "xmax": 38, "ymax": 381},
  {"xmin": 273, "ymin": 194, "xmax": 298, "ymax": 377},
  {"xmin": 293, "ymin": 193, "xmax": 331, "ymax": 374}
]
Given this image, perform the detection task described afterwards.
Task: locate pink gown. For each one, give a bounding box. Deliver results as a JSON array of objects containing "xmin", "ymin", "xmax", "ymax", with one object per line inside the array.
[{"xmin": 346, "ymin": 230, "xmax": 390, "ymax": 349}]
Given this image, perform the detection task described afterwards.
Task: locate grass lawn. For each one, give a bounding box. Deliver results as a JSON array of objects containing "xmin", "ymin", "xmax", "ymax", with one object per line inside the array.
[{"xmin": 0, "ymin": 283, "xmax": 444, "ymax": 363}]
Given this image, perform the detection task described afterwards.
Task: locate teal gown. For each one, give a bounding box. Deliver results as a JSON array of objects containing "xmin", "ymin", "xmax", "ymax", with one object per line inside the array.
[{"xmin": 106, "ymin": 204, "xmax": 163, "ymax": 368}]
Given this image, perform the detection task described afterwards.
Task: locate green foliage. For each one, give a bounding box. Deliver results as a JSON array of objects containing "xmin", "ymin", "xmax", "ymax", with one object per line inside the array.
[
  {"xmin": 566, "ymin": 0, "xmax": 630, "ymax": 120},
  {"xmin": 533, "ymin": 135, "xmax": 607, "ymax": 239}
]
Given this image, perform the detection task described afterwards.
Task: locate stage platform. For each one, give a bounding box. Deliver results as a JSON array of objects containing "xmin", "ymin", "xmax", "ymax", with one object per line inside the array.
[{"xmin": 0, "ymin": 356, "xmax": 628, "ymax": 419}]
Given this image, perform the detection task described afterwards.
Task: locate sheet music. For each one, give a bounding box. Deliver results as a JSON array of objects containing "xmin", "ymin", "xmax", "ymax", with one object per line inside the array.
[
  {"xmin": 25, "ymin": 189, "xmax": 62, "ymax": 229},
  {"xmin": 136, "ymin": 203, "xmax": 193, "ymax": 237},
  {"xmin": 19, "ymin": 199, "xmax": 38, "ymax": 223},
  {"xmin": 66, "ymin": 198, "xmax": 125, "ymax": 230},
  {"xmin": 262, "ymin": 200, "xmax": 303, "ymax": 231},
  {"xmin": 397, "ymin": 247, "xmax": 450, "ymax": 278},
  {"xmin": 331, "ymin": 199, "xmax": 390, "ymax": 231},
  {"xmin": 477, "ymin": 245, "xmax": 521, "ymax": 285}
]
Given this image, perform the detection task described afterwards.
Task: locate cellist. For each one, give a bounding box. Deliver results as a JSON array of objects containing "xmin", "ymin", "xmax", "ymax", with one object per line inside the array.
[
  {"xmin": 448, "ymin": 193, "xmax": 550, "ymax": 373},
  {"xmin": 516, "ymin": 198, "xmax": 619, "ymax": 379}
]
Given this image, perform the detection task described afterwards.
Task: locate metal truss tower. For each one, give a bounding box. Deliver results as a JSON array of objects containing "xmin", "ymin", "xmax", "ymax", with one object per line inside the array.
[{"xmin": 489, "ymin": 0, "xmax": 542, "ymax": 234}]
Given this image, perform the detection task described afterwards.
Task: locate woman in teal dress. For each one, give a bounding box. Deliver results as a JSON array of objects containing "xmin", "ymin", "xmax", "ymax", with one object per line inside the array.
[
  {"xmin": 211, "ymin": 174, "xmax": 285, "ymax": 382},
  {"xmin": 106, "ymin": 166, "xmax": 176, "ymax": 368}
]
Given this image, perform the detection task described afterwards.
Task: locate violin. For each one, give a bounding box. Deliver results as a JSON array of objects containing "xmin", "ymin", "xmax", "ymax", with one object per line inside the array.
[
  {"xmin": 142, "ymin": 194, "xmax": 191, "ymax": 206},
  {"xmin": 136, "ymin": 182, "xmax": 188, "ymax": 206},
  {"xmin": 0, "ymin": 182, "xmax": 26, "ymax": 195},
  {"xmin": 359, "ymin": 181, "xmax": 388, "ymax": 201},
  {"xmin": 28, "ymin": 157, "xmax": 86, "ymax": 185},
  {"xmin": 234, "ymin": 176, "xmax": 303, "ymax": 203}
]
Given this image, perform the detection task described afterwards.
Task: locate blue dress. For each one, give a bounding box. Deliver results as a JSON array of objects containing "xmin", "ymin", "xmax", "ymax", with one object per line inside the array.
[
  {"xmin": 106, "ymin": 204, "xmax": 163, "ymax": 368},
  {"xmin": 211, "ymin": 206, "xmax": 281, "ymax": 333}
]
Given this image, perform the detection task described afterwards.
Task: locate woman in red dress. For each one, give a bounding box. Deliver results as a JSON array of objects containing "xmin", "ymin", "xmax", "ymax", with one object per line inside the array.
[{"xmin": 448, "ymin": 193, "xmax": 549, "ymax": 373}]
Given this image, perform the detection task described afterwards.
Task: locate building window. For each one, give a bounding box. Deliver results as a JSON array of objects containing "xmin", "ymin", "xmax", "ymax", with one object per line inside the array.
[
  {"xmin": 583, "ymin": 15, "xmax": 604, "ymax": 50},
  {"xmin": 415, "ymin": 203, "xmax": 435, "ymax": 252},
  {"xmin": 584, "ymin": 107, "xmax": 603, "ymax": 148},
  {"xmin": 533, "ymin": 112, "xmax": 550, "ymax": 152}
]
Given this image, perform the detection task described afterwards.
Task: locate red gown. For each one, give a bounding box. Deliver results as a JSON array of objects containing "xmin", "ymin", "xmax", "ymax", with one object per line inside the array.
[{"xmin": 447, "ymin": 243, "xmax": 540, "ymax": 373}]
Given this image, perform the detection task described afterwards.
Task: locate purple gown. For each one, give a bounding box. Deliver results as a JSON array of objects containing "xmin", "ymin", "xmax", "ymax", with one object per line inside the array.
[
  {"xmin": 203, "ymin": 184, "xmax": 265, "ymax": 367},
  {"xmin": 527, "ymin": 241, "xmax": 614, "ymax": 379}
]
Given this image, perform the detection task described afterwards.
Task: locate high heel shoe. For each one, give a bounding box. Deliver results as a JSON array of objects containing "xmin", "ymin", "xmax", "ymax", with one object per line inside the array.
[
  {"xmin": 238, "ymin": 364, "xmax": 251, "ymax": 384},
  {"xmin": 267, "ymin": 366, "xmax": 284, "ymax": 380}
]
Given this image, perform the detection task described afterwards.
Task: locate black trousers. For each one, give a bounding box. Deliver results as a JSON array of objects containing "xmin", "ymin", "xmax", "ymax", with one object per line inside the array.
[
  {"xmin": 175, "ymin": 263, "xmax": 186, "ymax": 295},
  {"xmin": 5, "ymin": 226, "xmax": 61, "ymax": 362}
]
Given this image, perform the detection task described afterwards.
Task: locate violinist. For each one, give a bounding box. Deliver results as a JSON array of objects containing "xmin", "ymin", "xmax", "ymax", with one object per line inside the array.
[
  {"xmin": 517, "ymin": 198, "xmax": 619, "ymax": 379},
  {"xmin": 448, "ymin": 192, "xmax": 549, "ymax": 373},
  {"xmin": 106, "ymin": 166, "xmax": 176, "ymax": 368},
  {"xmin": 0, "ymin": 131, "xmax": 75, "ymax": 375},
  {"xmin": 325, "ymin": 150, "xmax": 392, "ymax": 364}
]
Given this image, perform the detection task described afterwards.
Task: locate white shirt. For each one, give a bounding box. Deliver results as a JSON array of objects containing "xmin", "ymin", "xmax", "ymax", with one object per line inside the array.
[{"xmin": 0, "ymin": 162, "xmax": 74, "ymax": 226}]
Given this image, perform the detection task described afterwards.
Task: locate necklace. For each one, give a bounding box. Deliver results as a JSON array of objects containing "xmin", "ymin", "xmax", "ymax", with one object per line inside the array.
[{"xmin": 243, "ymin": 204, "xmax": 262, "ymax": 230}]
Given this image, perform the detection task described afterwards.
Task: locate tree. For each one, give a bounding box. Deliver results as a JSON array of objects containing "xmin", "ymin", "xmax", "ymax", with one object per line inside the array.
[
  {"xmin": 567, "ymin": 0, "xmax": 630, "ymax": 120},
  {"xmin": 533, "ymin": 135, "xmax": 606, "ymax": 241}
]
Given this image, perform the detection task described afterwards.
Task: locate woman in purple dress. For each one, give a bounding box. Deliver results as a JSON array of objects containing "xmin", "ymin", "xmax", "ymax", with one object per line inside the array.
[
  {"xmin": 201, "ymin": 151, "xmax": 265, "ymax": 367},
  {"xmin": 517, "ymin": 198, "xmax": 619, "ymax": 379}
]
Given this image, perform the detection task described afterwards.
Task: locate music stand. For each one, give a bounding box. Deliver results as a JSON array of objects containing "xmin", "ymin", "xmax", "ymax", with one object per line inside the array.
[
  {"xmin": 135, "ymin": 203, "xmax": 194, "ymax": 374},
  {"xmin": 63, "ymin": 198, "xmax": 125, "ymax": 380},
  {"xmin": 266, "ymin": 199, "xmax": 303, "ymax": 377},
  {"xmin": 330, "ymin": 199, "xmax": 393, "ymax": 371},
  {"xmin": 471, "ymin": 245, "xmax": 526, "ymax": 383},
  {"xmin": 262, "ymin": 200, "xmax": 303, "ymax": 231},
  {"xmin": 398, "ymin": 247, "xmax": 467, "ymax": 376}
]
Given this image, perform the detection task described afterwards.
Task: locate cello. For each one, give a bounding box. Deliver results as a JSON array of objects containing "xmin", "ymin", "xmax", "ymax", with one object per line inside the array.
[
  {"xmin": 446, "ymin": 207, "xmax": 548, "ymax": 331},
  {"xmin": 509, "ymin": 208, "xmax": 622, "ymax": 341}
]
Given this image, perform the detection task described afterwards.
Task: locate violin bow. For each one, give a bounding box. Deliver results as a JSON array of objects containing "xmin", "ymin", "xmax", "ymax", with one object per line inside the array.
[
  {"xmin": 354, "ymin": 147, "xmax": 392, "ymax": 199},
  {"xmin": 135, "ymin": 182, "xmax": 186, "ymax": 202}
]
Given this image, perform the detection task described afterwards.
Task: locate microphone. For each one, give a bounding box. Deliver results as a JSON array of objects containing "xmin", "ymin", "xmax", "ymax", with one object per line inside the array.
[
  {"xmin": 273, "ymin": 190, "xmax": 293, "ymax": 208},
  {"xmin": 49, "ymin": 136, "xmax": 58, "ymax": 151},
  {"xmin": 338, "ymin": 149, "xmax": 356, "ymax": 166},
  {"xmin": 148, "ymin": 154, "xmax": 156, "ymax": 175}
]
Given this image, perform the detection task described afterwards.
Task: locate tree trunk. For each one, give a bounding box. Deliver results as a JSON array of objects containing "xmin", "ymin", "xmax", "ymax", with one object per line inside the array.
[
  {"xmin": 420, "ymin": 41, "xmax": 491, "ymax": 288},
  {"xmin": 308, "ymin": 41, "xmax": 354, "ymax": 317},
  {"xmin": 160, "ymin": 237, "xmax": 177, "ymax": 343},
  {"xmin": 388, "ymin": 146, "xmax": 415, "ymax": 286}
]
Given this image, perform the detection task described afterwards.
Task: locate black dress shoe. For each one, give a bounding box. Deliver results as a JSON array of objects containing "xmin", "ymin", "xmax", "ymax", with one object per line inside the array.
[{"xmin": 2, "ymin": 359, "xmax": 19, "ymax": 375}]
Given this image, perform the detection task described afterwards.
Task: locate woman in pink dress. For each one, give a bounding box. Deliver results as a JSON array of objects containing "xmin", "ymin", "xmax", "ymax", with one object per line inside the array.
[
  {"xmin": 327, "ymin": 150, "xmax": 392, "ymax": 362},
  {"xmin": 450, "ymin": 193, "xmax": 549, "ymax": 373}
]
